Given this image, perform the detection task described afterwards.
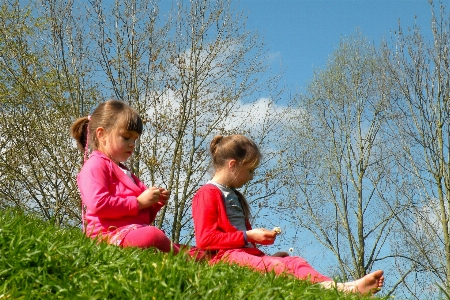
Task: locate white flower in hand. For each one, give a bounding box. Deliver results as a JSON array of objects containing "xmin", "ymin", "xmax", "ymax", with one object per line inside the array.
[{"xmin": 273, "ymin": 227, "xmax": 282, "ymax": 235}]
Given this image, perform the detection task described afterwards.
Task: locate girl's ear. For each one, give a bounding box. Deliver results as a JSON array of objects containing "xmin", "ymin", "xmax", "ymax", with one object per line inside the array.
[
  {"xmin": 96, "ymin": 127, "xmax": 105, "ymax": 142},
  {"xmin": 228, "ymin": 159, "xmax": 237, "ymax": 171}
]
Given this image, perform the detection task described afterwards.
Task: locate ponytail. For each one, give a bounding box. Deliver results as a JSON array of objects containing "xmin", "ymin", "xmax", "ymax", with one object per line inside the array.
[{"xmin": 70, "ymin": 117, "xmax": 90, "ymax": 152}]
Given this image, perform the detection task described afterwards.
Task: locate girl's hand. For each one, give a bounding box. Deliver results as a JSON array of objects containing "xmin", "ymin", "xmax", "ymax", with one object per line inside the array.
[
  {"xmin": 158, "ymin": 188, "xmax": 171, "ymax": 206},
  {"xmin": 137, "ymin": 187, "xmax": 161, "ymax": 209},
  {"xmin": 246, "ymin": 228, "xmax": 277, "ymax": 245}
]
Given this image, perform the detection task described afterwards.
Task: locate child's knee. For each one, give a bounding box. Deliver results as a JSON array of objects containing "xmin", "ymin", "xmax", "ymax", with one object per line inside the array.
[
  {"xmin": 122, "ymin": 226, "xmax": 171, "ymax": 249},
  {"xmin": 146, "ymin": 227, "xmax": 170, "ymax": 241}
]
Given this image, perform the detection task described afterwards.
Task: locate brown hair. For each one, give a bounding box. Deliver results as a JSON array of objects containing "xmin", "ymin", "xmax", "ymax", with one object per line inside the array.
[
  {"xmin": 209, "ymin": 134, "xmax": 261, "ymax": 220},
  {"xmin": 70, "ymin": 100, "xmax": 143, "ymax": 152},
  {"xmin": 210, "ymin": 135, "xmax": 261, "ymax": 170}
]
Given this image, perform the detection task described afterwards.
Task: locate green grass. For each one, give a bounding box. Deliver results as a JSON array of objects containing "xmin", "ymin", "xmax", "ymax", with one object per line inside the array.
[{"xmin": 0, "ymin": 211, "xmax": 388, "ymax": 300}]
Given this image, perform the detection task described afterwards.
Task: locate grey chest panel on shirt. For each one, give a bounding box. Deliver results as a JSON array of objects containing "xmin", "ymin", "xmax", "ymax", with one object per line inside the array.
[
  {"xmin": 223, "ymin": 192, "xmax": 247, "ymax": 231},
  {"xmin": 209, "ymin": 181, "xmax": 247, "ymax": 232},
  {"xmin": 208, "ymin": 181, "xmax": 254, "ymax": 248}
]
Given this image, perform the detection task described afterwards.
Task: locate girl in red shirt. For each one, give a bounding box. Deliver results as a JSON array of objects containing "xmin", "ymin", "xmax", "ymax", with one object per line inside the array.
[{"xmin": 192, "ymin": 134, "xmax": 384, "ymax": 294}]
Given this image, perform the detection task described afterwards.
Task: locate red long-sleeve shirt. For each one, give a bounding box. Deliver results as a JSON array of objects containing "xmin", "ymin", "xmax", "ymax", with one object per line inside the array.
[{"xmin": 192, "ymin": 184, "xmax": 259, "ymax": 251}]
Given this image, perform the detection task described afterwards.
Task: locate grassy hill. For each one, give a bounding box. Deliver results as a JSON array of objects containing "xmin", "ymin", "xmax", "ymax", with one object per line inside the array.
[{"xmin": 0, "ymin": 211, "xmax": 387, "ymax": 299}]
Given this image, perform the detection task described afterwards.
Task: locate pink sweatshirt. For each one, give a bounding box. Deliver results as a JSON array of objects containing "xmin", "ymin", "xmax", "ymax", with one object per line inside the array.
[{"xmin": 77, "ymin": 150, "xmax": 163, "ymax": 239}]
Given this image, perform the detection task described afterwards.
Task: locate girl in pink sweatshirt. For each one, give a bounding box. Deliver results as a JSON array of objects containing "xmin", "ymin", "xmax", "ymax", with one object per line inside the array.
[
  {"xmin": 71, "ymin": 100, "xmax": 179, "ymax": 253},
  {"xmin": 192, "ymin": 134, "xmax": 384, "ymax": 294}
]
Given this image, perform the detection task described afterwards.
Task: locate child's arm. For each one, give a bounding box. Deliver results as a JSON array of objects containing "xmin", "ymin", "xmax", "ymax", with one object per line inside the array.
[
  {"xmin": 193, "ymin": 188, "xmax": 248, "ymax": 250},
  {"xmin": 78, "ymin": 159, "xmax": 140, "ymax": 218}
]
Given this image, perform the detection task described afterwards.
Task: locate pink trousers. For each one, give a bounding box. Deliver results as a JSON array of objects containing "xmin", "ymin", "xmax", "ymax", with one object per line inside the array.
[
  {"xmin": 106, "ymin": 224, "xmax": 180, "ymax": 253},
  {"xmin": 211, "ymin": 248, "xmax": 331, "ymax": 283},
  {"xmin": 122, "ymin": 226, "xmax": 180, "ymax": 253}
]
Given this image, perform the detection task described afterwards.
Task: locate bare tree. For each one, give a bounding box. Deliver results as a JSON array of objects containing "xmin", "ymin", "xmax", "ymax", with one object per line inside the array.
[
  {"xmin": 283, "ymin": 32, "xmax": 405, "ymax": 295},
  {"xmin": 77, "ymin": 0, "xmax": 273, "ymax": 241},
  {"xmin": 135, "ymin": 0, "xmax": 287, "ymax": 242},
  {"xmin": 382, "ymin": 0, "xmax": 450, "ymax": 296}
]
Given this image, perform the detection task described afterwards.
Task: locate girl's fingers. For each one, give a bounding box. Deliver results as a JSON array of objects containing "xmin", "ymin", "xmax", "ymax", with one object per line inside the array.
[
  {"xmin": 151, "ymin": 186, "xmax": 160, "ymax": 195},
  {"xmin": 161, "ymin": 190, "xmax": 171, "ymax": 198}
]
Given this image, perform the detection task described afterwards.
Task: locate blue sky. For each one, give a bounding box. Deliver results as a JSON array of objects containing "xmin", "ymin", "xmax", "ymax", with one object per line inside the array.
[{"xmin": 237, "ymin": 0, "xmax": 433, "ymax": 94}]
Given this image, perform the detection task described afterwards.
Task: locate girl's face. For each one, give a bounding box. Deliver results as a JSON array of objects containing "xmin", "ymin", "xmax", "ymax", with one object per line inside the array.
[
  {"xmin": 97, "ymin": 125, "xmax": 140, "ymax": 164},
  {"xmin": 229, "ymin": 160, "xmax": 259, "ymax": 189}
]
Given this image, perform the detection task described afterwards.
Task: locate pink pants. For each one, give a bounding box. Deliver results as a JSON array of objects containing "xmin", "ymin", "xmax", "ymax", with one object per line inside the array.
[
  {"xmin": 212, "ymin": 248, "xmax": 331, "ymax": 283},
  {"xmin": 121, "ymin": 226, "xmax": 180, "ymax": 254}
]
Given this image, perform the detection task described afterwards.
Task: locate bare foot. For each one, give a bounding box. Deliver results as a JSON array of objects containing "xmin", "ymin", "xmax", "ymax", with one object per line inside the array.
[
  {"xmin": 343, "ymin": 270, "xmax": 384, "ymax": 294},
  {"xmin": 319, "ymin": 270, "xmax": 384, "ymax": 295}
]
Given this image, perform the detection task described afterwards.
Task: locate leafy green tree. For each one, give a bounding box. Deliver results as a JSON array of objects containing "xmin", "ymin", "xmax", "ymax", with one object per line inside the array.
[
  {"xmin": 0, "ymin": 1, "xmax": 88, "ymax": 225},
  {"xmin": 1, "ymin": 0, "xmax": 290, "ymax": 244}
]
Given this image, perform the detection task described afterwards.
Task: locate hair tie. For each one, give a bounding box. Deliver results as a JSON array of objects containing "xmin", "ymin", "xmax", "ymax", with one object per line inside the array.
[{"xmin": 83, "ymin": 116, "xmax": 91, "ymax": 163}]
